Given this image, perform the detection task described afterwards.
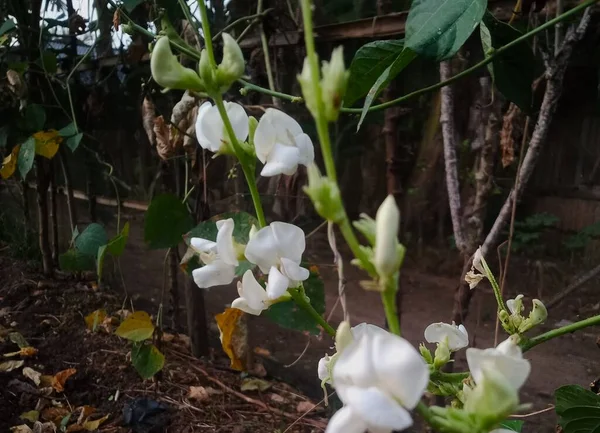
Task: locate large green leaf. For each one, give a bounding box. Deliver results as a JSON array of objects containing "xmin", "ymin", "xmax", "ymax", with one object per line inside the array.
[
  {"xmin": 499, "ymin": 420, "xmax": 524, "ymax": 432},
  {"xmin": 357, "ymin": 48, "xmax": 417, "ymax": 131},
  {"xmin": 17, "ymin": 137, "xmax": 35, "ymax": 179},
  {"xmin": 107, "ymin": 222, "xmax": 130, "ymax": 257},
  {"xmin": 182, "ymin": 212, "xmax": 258, "ymax": 276},
  {"xmin": 59, "ymin": 122, "xmax": 78, "ymax": 137},
  {"xmin": 59, "ymin": 249, "xmax": 96, "ymax": 272},
  {"xmin": 481, "ymin": 13, "xmax": 535, "ymax": 113},
  {"xmin": 555, "ymin": 385, "xmax": 600, "ymax": 433},
  {"xmin": 66, "ymin": 133, "xmax": 83, "ymax": 152},
  {"xmin": 96, "ymin": 244, "xmax": 108, "ymax": 282},
  {"xmin": 265, "ymin": 267, "xmax": 325, "ymax": 335},
  {"xmin": 24, "ymin": 104, "xmax": 46, "ymax": 131},
  {"xmin": 131, "ymin": 342, "xmax": 164, "ymax": 379},
  {"xmin": 345, "ymin": 40, "xmax": 405, "ymax": 108},
  {"xmin": 123, "ymin": 0, "xmax": 145, "ymax": 12},
  {"xmin": 405, "ymin": 0, "xmax": 487, "ymax": 61},
  {"xmin": 0, "ymin": 19, "xmax": 16, "ymax": 37},
  {"xmin": 144, "ymin": 194, "xmax": 193, "ymax": 249},
  {"xmin": 75, "ymin": 223, "xmax": 109, "ymax": 256}
]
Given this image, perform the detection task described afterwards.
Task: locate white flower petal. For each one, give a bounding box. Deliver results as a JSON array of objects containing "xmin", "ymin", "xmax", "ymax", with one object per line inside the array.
[
  {"xmin": 318, "ymin": 355, "xmax": 330, "ymax": 381},
  {"xmin": 264, "ymin": 108, "xmax": 303, "ymax": 140},
  {"xmin": 195, "ymin": 101, "xmax": 213, "ymax": 150},
  {"xmin": 333, "ymin": 335, "xmax": 378, "ymax": 402},
  {"xmin": 231, "ymin": 297, "xmax": 263, "ymax": 315},
  {"xmin": 216, "ymin": 218, "xmax": 239, "ymax": 266},
  {"xmin": 192, "ymin": 260, "xmax": 235, "ymax": 288},
  {"xmin": 199, "ymin": 104, "xmax": 227, "ymax": 152},
  {"xmin": 190, "ymin": 237, "xmax": 217, "ymax": 254},
  {"xmin": 496, "ymin": 337, "xmax": 523, "ymax": 358},
  {"xmin": 271, "ymin": 222, "xmax": 306, "ymax": 264},
  {"xmin": 266, "ymin": 266, "xmax": 290, "ymax": 299},
  {"xmin": 225, "ymin": 102, "xmax": 249, "ymax": 143},
  {"xmin": 325, "ymin": 405, "xmax": 368, "ymax": 433},
  {"xmin": 424, "ymin": 322, "xmax": 469, "ymax": 351},
  {"xmin": 371, "ymin": 332, "xmax": 429, "ymax": 409},
  {"xmin": 253, "ymin": 113, "xmax": 276, "ymax": 163},
  {"xmin": 345, "ymin": 386, "xmax": 413, "ymax": 431},
  {"xmin": 466, "ymin": 346, "xmax": 531, "ymax": 391},
  {"xmin": 351, "ymin": 323, "xmax": 389, "ymax": 341},
  {"xmin": 244, "ymin": 226, "xmax": 280, "ymax": 273},
  {"xmin": 280, "ymin": 258, "xmax": 309, "ymax": 282},
  {"xmin": 294, "ymin": 133, "xmax": 315, "ymax": 166},
  {"xmin": 239, "ymin": 270, "xmax": 268, "ymax": 311},
  {"xmin": 260, "ymin": 143, "xmax": 301, "ymax": 177}
]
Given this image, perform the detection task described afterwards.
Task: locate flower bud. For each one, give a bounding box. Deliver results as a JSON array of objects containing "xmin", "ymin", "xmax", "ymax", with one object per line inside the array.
[
  {"xmin": 374, "ymin": 195, "xmax": 402, "ymax": 279},
  {"xmin": 303, "ymin": 163, "xmax": 345, "ymax": 223},
  {"xmin": 198, "ymin": 48, "xmax": 216, "ymax": 92},
  {"xmin": 419, "ymin": 343, "xmax": 433, "ymax": 364},
  {"xmin": 216, "ymin": 33, "xmax": 245, "ymax": 91},
  {"xmin": 464, "ymin": 367, "xmax": 518, "ymax": 427},
  {"xmin": 335, "ymin": 321, "xmax": 353, "ymax": 352},
  {"xmin": 321, "ymin": 46, "xmax": 349, "ymax": 122},
  {"xmin": 433, "ymin": 341, "xmax": 451, "ymax": 370},
  {"xmin": 528, "ymin": 299, "xmax": 547, "ymax": 325},
  {"xmin": 150, "ymin": 37, "xmax": 205, "ymax": 92},
  {"xmin": 353, "ymin": 214, "xmax": 376, "ymax": 246},
  {"xmin": 297, "ymin": 58, "xmax": 318, "ymax": 119}
]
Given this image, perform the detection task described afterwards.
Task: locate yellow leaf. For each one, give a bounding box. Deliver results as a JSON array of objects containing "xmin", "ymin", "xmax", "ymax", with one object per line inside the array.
[
  {"xmin": 20, "ymin": 410, "xmax": 39, "ymax": 423},
  {"xmin": 84, "ymin": 310, "xmax": 107, "ymax": 332},
  {"xmin": 240, "ymin": 378, "xmax": 271, "ymax": 392},
  {"xmin": 215, "ymin": 308, "xmax": 248, "ymax": 371},
  {"xmin": 0, "ymin": 145, "xmax": 20, "ymax": 179},
  {"xmin": 33, "ymin": 130, "xmax": 62, "ymax": 159},
  {"xmin": 51, "ymin": 368, "xmax": 77, "ymax": 392},
  {"xmin": 82, "ymin": 414, "xmax": 109, "ymax": 431},
  {"xmin": 115, "ymin": 311, "xmax": 154, "ymax": 342},
  {"xmin": 0, "ymin": 360, "xmax": 24, "ymax": 371}
]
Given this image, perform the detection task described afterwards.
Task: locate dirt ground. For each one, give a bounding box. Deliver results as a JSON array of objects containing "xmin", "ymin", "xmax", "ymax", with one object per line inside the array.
[{"xmin": 1, "ymin": 197, "xmax": 599, "ymax": 432}]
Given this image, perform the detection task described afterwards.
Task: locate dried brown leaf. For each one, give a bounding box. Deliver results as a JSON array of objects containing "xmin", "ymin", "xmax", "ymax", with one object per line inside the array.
[
  {"xmin": 23, "ymin": 367, "xmax": 41, "ymax": 386},
  {"xmin": 0, "ymin": 360, "xmax": 24, "ymax": 372},
  {"xmin": 51, "ymin": 368, "xmax": 77, "ymax": 392},
  {"xmin": 187, "ymin": 386, "xmax": 209, "ymax": 402},
  {"xmin": 215, "ymin": 308, "xmax": 248, "ymax": 371},
  {"xmin": 142, "ymin": 97, "xmax": 156, "ymax": 147},
  {"xmin": 41, "ymin": 406, "xmax": 70, "ymax": 423},
  {"xmin": 154, "ymin": 116, "xmax": 175, "ymax": 161}
]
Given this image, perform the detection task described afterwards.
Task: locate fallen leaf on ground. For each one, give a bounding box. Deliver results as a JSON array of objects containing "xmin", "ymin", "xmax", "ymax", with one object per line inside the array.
[
  {"xmin": 115, "ymin": 311, "xmax": 154, "ymax": 342},
  {"xmin": 215, "ymin": 308, "xmax": 248, "ymax": 371},
  {"xmin": 22, "ymin": 367, "xmax": 41, "ymax": 386},
  {"xmin": 240, "ymin": 378, "xmax": 271, "ymax": 392},
  {"xmin": 76, "ymin": 406, "xmax": 96, "ymax": 425},
  {"xmin": 0, "ymin": 360, "xmax": 25, "ymax": 372},
  {"xmin": 41, "ymin": 406, "xmax": 70, "ymax": 423},
  {"xmin": 296, "ymin": 401, "xmax": 315, "ymax": 413},
  {"xmin": 84, "ymin": 310, "xmax": 107, "ymax": 332},
  {"xmin": 51, "ymin": 368, "xmax": 76, "ymax": 392},
  {"xmin": 4, "ymin": 346, "xmax": 38, "ymax": 357},
  {"xmin": 9, "ymin": 425, "xmax": 32, "ymax": 433},
  {"xmin": 9, "ymin": 332, "xmax": 29, "ymax": 349},
  {"xmin": 82, "ymin": 414, "xmax": 109, "ymax": 431},
  {"xmin": 187, "ymin": 386, "xmax": 209, "ymax": 402},
  {"xmin": 269, "ymin": 393, "xmax": 286, "ymax": 403},
  {"xmin": 20, "ymin": 410, "xmax": 39, "ymax": 423},
  {"xmin": 253, "ymin": 347, "xmax": 271, "ymax": 357}
]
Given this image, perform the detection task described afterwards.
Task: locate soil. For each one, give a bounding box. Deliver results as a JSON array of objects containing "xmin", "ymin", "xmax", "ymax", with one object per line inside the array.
[{"xmin": 1, "ymin": 197, "xmax": 599, "ymax": 433}]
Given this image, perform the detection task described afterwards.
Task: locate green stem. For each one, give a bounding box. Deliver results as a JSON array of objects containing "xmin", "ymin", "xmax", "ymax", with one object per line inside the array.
[
  {"xmin": 239, "ymin": 79, "xmax": 304, "ymax": 103},
  {"xmin": 197, "ymin": 0, "xmax": 217, "ymax": 66},
  {"xmin": 257, "ymin": 0, "xmax": 277, "ymax": 102},
  {"xmin": 289, "ymin": 288, "xmax": 336, "ymax": 337},
  {"xmin": 213, "ymin": 10, "xmax": 271, "ymax": 41},
  {"xmin": 178, "ymin": 0, "xmax": 200, "ymax": 36},
  {"xmin": 415, "ymin": 402, "xmax": 448, "ymax": 433},
  {"xmin": 240, "ymin": 164, "xmax": 267, "ymax": 227},
  {"xmin": 430, "ymin": 371, "xmax": 470, "ymax": 382},
  {"xmin": 339, "ymin": 219, "xmax": 376, "ymax": 277},
  {"xmin": 521, "ymin": 314, "xmax": 600, "ymax": 352},
  {"xmin": 382, "ymin": 279, "xmax": 400, "ymax": 335}
]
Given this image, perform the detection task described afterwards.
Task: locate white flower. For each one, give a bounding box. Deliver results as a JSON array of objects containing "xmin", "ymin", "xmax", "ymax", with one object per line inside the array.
[
  {"xmin": 424, "ymin": 322, "xmax": 469, "ymax": 351},
  {"xmin": 244, "ymin": 222, "xmax": 310, "ymax": 292},
  {"xmin": 374, "ymin": 195, "xmax": 403, "ymax": 280},
  {"xmin": 506, "ymin": 294, "xmax": 525, "ymax": 315},
  {"xmin": 326, "ymin": 327, "xmax": 430, "ymax": 433},
  {"xmin": 253, "ymin": 108, "xmax": 314, "ymax": 176},
  {"xmin": 191, "ymin": 219, "xmax": 238, "ymax": 289},
  {"xmin": 195, "ymin": 101, "xmax": 249, "ymax": 153},
  {"xmin": 465, "ymin": 246, "xmax": 487, "ymax": 289},
  {"xmin": 150, "ymin": 37, "xmax": 204, "ymax": 91},
  {"xmin": 231, "ymin": 270, "xmax": 269, "ymax": 315},
  {"xmin": 466, "ymin": 336, "xmax": 531, "ymax": 391}
]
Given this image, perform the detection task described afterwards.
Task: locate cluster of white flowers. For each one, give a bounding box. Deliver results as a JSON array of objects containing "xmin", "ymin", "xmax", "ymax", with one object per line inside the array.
[
  {"xmin": 319, "ymin": 321, "xmax": 532, "ymax": 433},
  {"xmin": 190, "ymin": 220, "xmax": 310, "ymax": 316}
]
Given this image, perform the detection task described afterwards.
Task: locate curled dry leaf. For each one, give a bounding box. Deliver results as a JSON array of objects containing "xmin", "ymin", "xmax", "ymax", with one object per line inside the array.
[
  {"xmin": 41, "ymin": 406, "xmax": 70, "ymax": 423},
  {"xmin": 0, "ymin": 360, "xmax": 25, "ymax": 372},
  {"xmin": 9, "ymin": 332, "xmax": 30, "ymax": 348},
  {"xmin": 82, "ymin": 414, "xmax": 109, "ymax": 431},
  {"xmin": 9, "ymin": 425, "xmax": 33, "ymax": 433},
  {"xmin": 187, "ymin": 386, "xmax": 209, "ymax": 402},
  {"xmin": 171, "ymin": 92, "xmax": 196, "ymax": 127},
  {"xmin": 23, "ymin": 367, "xmax": 42, "ymax": 386},
  {"xmin": 6, "ymin": 70, "xmax": 25, "ymax": 96},
  {"xmin": 76, "ymin": 406, "xmax": 96, "ymax": 425},
  {"xmin": 4, "ymin": 346, "xmax": 38, "ymax": 357},
  {"xmin": 215, "ymin": 308, "xmax": 248, "ymax": 371},
  {"xmin": 49, "ymin": 368, "xmax": 77, "ymax": 392},
  {"xmin": 500, "ymin": 103, "xmax": 523, "ymax": 168},
  {"xmin": 142, "ymin": 97, "xmax": 156, "ymax": 147},
  {"xmin": 153, "ymin": 116, "xmax": 175, "ymax": 161}
]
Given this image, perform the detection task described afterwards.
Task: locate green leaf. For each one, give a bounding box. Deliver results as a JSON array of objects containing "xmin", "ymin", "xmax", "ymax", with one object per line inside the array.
[
  {"xmin": 96, "ymin": 244, "xmax": 108, "ymax": 282},
  {"xmin": 107, "ymin": 222, "xmax": 130, "ymax": 257},
  {"xmin": 405, "ymin": 0, "xmax": 487, "ymax": 61},
  {"xmin": 357, "ymin": 48, "xmax": 417, "ymax": 131},
  {"xmin": 24, "ymin": 104, "xmax": 46, "ymax": 131},
  {"xmin": 123, "ymin": 0, "xmax": 145, "ymax": 12},
  {"xmin": 144, "ymin": 194, "xmax": 193, "ymax": 249},
  {"xmin": 481, "ymin": 13, "xmax": 535, "ymax": 113},
  {"xmin": 75, "ymin": 223, "xmax": 109, "ymax": 256},
  {"xmin": 0, "ymin": 19, "xmax": 16, "ymax": 37},
  {"xmin": 37, "ymin": 51, "xmax": 57, "ymax": 74},
  {"xmin": 59, "ymin": 122, "xmax": 78, "ymax": 137},
  {"xmin": 131, "ymin": 342, "xmax": 165, "ymax": 379},
  {"xmin": 499, "ymin": 420, "xmax": 524, "ymax": 432},
  {"xmin": 66, "ymin": 133, "xmax": 83, "ymax": 152},
  {"xmin": 59, "ymin": 249, "xmax": 96, "ymax": 272},
  {"xmin": 115, "ymin": 311, "xmax": 155, "ymax": 342},
  {"xmin": 17, "ymin": 137, "xmax": 35, "ymax": 179},
  {"xmin": 265, "ymin": 267, "xmax": 325, "ymax": 335},
  {"xmin": 345, "ymin": 40, "xmax": 405, "ymax": 107},
  {"xmin": 555, "ymin": 385, "xmax": 600, "ymax": 433}
]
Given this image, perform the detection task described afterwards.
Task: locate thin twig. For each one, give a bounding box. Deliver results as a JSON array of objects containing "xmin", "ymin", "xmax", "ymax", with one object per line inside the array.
[
  {"xmin": 327, "ymin": 222, "xmax": 348, "ymax": 322},
  {"xmin": 511, "ymin": 405, "xmax": 555, "ymax": 418},
  {"xmin": 284, "ymin": 335, "xmax": 311, "ymax": 368},
  {"xmin": 282, "ymin": 392, "xmax": 335, "ymax": 433}
]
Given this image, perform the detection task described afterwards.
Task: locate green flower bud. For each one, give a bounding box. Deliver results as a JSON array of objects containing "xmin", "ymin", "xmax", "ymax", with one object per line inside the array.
[
  {"xmin": 150, "ymin": 37, "xmax": 204, "ymax": 92},
  {"xmin": 464, "ymin": 368, "xmax": 519, "ymax": 428},
  {"xmin": 419, "ymin": 343, "xmax": 433, "ymax": 364},
  {"xmin": 353, "ymin": 213, "xmax": 376, "ymax": 246},
  {"xmin": 297, "ymin": 58, "xmax": 317, "ymax": 118},
  {"xmin": 433, "ymin": 340, "xmax": 451, "ymax": 370},
  {"xmin": 303, "ymin": 163, "xmax": 345, "ymax": 223},
  {"xmin": 216, "ymin": 33, "xmax": 245, "ymax": 91},
  {"xmin": 321, "ymin": 46, "xmax": 349, "ymax": 122},
  {"xmin": 198, "ymin": 48, "xmax": 216, "ymax": 93},
  {"xmin": 374, "ymin": 195, "xmax": 402, "ymax": 279}
]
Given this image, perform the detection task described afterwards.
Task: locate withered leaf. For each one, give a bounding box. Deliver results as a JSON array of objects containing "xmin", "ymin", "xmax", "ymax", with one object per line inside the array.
[{"xmin": 215, "ymin": 308, "xmax": 248, "ymax": 371}]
